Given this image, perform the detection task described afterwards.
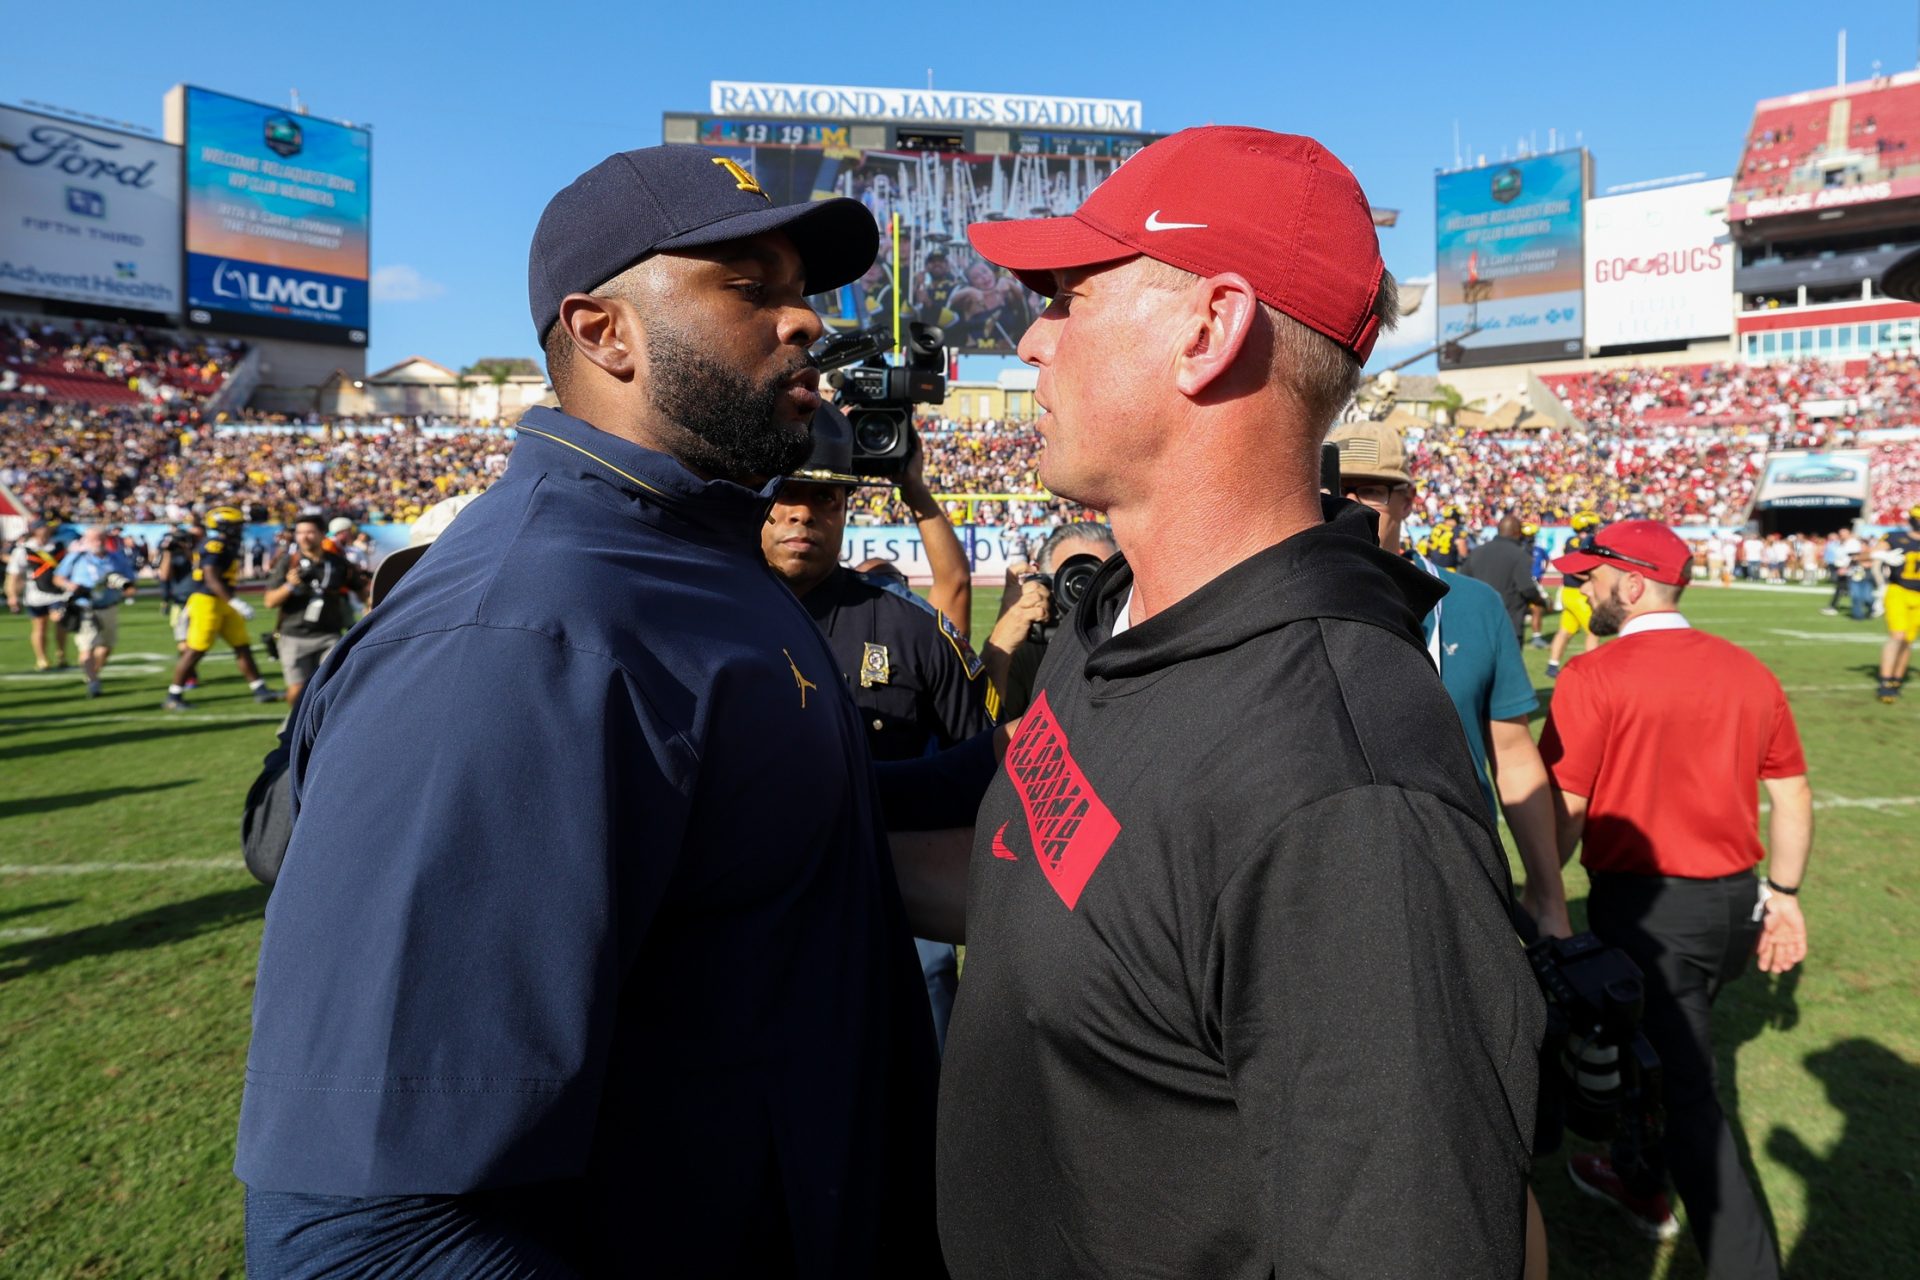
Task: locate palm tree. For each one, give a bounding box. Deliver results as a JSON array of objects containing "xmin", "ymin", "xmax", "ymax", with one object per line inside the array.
[
  {"xmin": 484, "ymin": 364, "xmax": 510, "ymax": 424},
  {"xmin": 1432, "ymin": 383, "xmax": 1484, "ymax": 426}
]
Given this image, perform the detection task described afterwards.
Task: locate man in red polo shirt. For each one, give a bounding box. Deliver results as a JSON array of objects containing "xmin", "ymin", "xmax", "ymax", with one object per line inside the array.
[{"xmin": 1540, "ymin": 519, "xmax": 1811, "ymax": 1280}]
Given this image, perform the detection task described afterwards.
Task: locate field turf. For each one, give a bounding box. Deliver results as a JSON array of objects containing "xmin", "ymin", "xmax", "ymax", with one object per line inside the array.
[{"xmin": 1, "ymin": 585, "xmax": 1915, "ymax": 1277}]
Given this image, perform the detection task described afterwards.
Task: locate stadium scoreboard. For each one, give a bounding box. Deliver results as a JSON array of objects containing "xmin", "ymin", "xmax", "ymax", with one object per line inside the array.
[
  {"xmin": 666, "ymin": 86, "xmax": 1160, "ymax": 355},
  {"xmin": 673, "ymin": 114, "xmax": 1156, "ymax": 160}
]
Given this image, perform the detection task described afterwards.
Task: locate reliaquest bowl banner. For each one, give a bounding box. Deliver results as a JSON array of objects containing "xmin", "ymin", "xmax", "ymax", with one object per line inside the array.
[
  {"xmin": 0, "ymin": 106, "xmax": 181, "ymax": 313},
  {"xmin": 1751, "ymin": 450, "xmax": 1871, "ymax": 512},
  {"xmin": 1436, "ymin": 150, "xmax": 1587, "ymax": 369},
  {"xmin": 177, "ymin": 86, "xmax": 370, "ymax": 339}
]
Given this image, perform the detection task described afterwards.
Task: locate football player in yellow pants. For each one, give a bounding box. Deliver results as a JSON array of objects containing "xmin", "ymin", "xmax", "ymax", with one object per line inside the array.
[
  {"xmin": 1879, "ymin": 504, "xmax": 1920, "ymax": 703},
  {"xmin": 1547, "ymin": 514, "xmax": 1604, "ymax": 679},
  {"xmin": 165, "ymin": 507, "xmax": 277, "ymax": 710}
]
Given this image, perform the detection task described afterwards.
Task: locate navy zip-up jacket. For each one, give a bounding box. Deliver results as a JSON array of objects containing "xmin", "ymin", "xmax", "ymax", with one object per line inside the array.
[{"xmin": 237, "ymin": 407, "xmax": 942, "ymax": 1277}]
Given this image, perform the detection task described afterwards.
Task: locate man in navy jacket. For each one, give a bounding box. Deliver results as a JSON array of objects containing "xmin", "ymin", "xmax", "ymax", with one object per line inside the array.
[{"xmin": 237, "ymin": 146, "xmax": 950, "ymax": 1278}]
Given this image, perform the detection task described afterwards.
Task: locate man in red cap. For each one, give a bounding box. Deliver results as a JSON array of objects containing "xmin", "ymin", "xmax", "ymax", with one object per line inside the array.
[
  {"xmin": 936, "ymin": 126, "xmax": 1543, "ymax": 1278},
  {"xmin": 1540, "ymin": 519, "xmax": 1812, "ymax": 1279}
]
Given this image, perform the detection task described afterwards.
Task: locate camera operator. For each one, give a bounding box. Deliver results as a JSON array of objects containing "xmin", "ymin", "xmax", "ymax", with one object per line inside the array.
[
  {"xmin": 1541, "ymin": 520, "xmax": 1811, "ymax": 1278},
  {"xmin": 261, "ymin": 512, "xmax": 364, "ymax": 706},
  {"xmin": 986, "ymin": 520, "xmax": 1116, "ymax": 719},
  {"xmin": 763, "ymin": 405, "xmax": 998, "ymax": 1054},
  {"xmin": 52, "ymin": 525, "xmax": 137, "ymax": 698}
]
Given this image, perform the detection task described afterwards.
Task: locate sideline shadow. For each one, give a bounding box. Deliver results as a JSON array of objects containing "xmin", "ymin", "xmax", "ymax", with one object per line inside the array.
[
  {"xmin": 0, "ymin": 884, "xmax": 267, "ymax": 981},
  {"xmin": 1769, "ymin": 1039, "xmax": 1920, "ymax": 1276},
  {"xmin": 1714, "ymin": 966, "xmax": 1802, "ymax": 1252},
  {"xmin": 0, "ymin": 780, "xmax": 192, "ymax": 822},
  {"xmin": 0, "ymin": 719, "xmax": 259, "ymax": 764},
  {"xmin": 0, "ymin": 899, "xmax": 77, "ymax": 924}
]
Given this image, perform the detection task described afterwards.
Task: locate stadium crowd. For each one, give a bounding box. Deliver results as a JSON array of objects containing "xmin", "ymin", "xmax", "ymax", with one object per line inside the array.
[{"xmin": 7, "ymin": 317, "xmax": 1920, "ymax": 533}]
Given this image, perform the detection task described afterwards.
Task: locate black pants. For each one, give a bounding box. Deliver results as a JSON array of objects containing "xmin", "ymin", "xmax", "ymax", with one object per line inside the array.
[{"xmin": 1587, "ymin": 871, "xmax": 1780, "ymax": 1280}]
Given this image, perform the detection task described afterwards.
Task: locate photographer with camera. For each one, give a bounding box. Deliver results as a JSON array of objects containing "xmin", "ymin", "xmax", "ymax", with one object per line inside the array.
[
  {"xmin": 985, "ymin": 521, "xmax": 1116, "ymax": 719},
  {"xmin": 1541, "ymin": 520, "xmax": 1811, "ymax": 1278},
  {"xmin": 52, "ymin": 524, "xmax": 137, "ymax": 698},
  {"xmin": 763, "ymin": 403, "xmax": 998, "ymax": 1054},
  {"xmin": 261, "ymin": 512, "xmax": 364, "ymax": 706}
]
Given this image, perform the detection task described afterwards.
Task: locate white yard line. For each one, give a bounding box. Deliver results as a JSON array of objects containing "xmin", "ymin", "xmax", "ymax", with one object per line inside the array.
[
  {"xmin": 1812, "ymin": 795, "xmax": 1920, "ymax": 812},
  {"xmin": 0, "ymin": 712, "xmax": 283, "ymax": 726},
  {"xmin": 0, "ymin": 860, "xmax": 241, "ymax": 876},
  {"xmin": 0, "ymin": 926, "xmax": 53, "ymax": 939}
]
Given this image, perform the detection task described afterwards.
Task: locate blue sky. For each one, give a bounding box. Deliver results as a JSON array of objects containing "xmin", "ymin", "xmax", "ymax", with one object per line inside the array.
[{"xmin": 5, "ymin": 1, "xmax": 1915, "ymax": 375}]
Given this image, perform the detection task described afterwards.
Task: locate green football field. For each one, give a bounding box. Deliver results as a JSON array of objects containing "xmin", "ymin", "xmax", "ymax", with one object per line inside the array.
[{"xmin": 1, "ymin": 585, "xmax": 1914, "ymax": 1277}]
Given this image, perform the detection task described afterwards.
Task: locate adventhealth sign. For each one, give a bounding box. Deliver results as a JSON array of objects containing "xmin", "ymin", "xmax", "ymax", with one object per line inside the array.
[{"xmin": 710, "ymin": 81, "xmax": 1144, "ymax": 130}]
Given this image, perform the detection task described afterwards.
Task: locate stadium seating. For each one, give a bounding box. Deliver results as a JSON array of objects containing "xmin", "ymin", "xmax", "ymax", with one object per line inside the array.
[
  {"xmin": 6, "ymin": 342, "xmax": 1918, "ymax": 530},
  {"xmin": 1734, "ymin": 77, "xmax": 1920, "ymax": 205}
]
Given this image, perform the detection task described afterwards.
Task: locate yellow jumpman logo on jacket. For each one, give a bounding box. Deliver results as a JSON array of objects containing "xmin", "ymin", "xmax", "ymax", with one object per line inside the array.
[{"xmin": 783, "ymin": 649, "xmax": 817, "ymax": 708}]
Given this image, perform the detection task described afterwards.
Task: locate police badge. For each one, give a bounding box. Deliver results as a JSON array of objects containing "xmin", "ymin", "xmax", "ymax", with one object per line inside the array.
[{"xmin": 860, "ymin": 641, "xmax": 891, "ymax": 688}]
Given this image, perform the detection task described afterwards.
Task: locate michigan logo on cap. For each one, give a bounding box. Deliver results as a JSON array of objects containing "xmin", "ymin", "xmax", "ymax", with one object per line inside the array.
[{"xmin": 712, "ymin": 156, "xmax": 769, "ymax": 201}]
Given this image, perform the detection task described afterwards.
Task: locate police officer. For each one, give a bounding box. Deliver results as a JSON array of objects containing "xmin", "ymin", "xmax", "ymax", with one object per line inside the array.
[{"xmin": 763, "ymin": 404, "xmax": 997, "ymax": 1054}]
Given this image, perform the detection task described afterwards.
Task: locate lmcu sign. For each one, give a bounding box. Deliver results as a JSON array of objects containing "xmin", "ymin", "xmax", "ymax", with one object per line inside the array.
[
  {"xmin": 709, "ymin": 80, "xmax": 1143, "ymax": 130},
  {"xmin": 211, "ymin": 261, "xmax": 343, "ymax": 312},
  {"xmin": 185, "ymin": 257, "xmax": 367, "ymax": 328}
]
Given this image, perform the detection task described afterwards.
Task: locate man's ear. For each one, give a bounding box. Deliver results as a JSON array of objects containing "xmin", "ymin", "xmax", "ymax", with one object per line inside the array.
[
  {"xmin": 557, "ymin": 292, "xmax": 639, "ymax": 382},
  {"xmin": 1173, "ymin": 273, "xmax": 1262, "ymax": 401}
]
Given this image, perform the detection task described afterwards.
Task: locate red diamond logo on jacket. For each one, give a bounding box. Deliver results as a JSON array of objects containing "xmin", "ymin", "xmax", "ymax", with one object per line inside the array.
[{"xmin": 1002, "ymin": 692, "xmax": 1121, "ymax": 909}]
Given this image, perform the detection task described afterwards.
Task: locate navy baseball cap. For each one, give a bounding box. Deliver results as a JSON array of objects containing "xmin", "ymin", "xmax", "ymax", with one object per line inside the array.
[{"xmin": 528, "ymin": 146, "xmax": 879, "ymax": 341}]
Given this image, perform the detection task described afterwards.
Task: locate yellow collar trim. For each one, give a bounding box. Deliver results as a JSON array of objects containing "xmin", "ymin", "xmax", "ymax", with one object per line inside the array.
[{"xmin": 516, "ymin": 425, "xmax": 666, "ymax": 498}]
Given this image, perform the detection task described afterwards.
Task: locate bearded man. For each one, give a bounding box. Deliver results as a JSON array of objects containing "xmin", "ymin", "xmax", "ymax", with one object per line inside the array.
[{"xmin": 235, "ymin": 146, "xmax": 948, "ymax": 1279}]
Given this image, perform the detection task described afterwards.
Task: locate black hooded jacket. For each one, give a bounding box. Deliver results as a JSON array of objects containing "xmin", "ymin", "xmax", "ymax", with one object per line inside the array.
[{"xmin": 937, "ymin": 501, "xmax": 1544, "ymax": 1279}]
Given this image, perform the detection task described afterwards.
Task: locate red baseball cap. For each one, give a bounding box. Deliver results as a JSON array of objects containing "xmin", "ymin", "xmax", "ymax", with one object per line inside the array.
[
  {"xmin": 967, "ymin": 126, "xmax": 1386, "ymax": 361},
  {"xmin": 1552, "ymin": 520, "xmax": 1693, "ymax": 587}
]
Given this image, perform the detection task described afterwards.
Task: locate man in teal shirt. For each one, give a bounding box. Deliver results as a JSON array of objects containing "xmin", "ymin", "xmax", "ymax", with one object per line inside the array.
[{"xmin": 1331, "ymin": 421, "xmax": 1570, "ymax": 939}]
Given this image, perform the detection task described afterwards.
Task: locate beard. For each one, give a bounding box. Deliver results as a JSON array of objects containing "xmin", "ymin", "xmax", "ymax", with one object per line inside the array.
[
  {"xmin": 645, "ymin": 320, "xmax": 813, "ymax": 485},
  {"xmin": 1589, "ymin": 585, "xmax": 1628, "ymax": 636}
]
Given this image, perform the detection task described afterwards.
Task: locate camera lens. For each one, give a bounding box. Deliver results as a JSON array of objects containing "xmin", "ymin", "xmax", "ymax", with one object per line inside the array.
[
  {"xmin": 1052, "ymin": 555, "xmax": 1102, "ymax": 612},
  {"xmin": 853, "ymin": 415, "xmax": 900, "ymax": 456}
]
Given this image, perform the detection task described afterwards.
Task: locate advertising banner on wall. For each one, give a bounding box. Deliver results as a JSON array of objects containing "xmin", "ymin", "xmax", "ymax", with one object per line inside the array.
[
  {"xmin": 1585, "ymin": 177, "xmax": 1732, "ymax": 350},
  {"xmin": 1435, "ymin": 150, "xmax": 1588, "ymax": 369},
  {"xmin": 168, "ymin": 86, "xmax": 370, "ymax": 346},
  {"xmin": 1750, "ymin": 449, "xmax": 1871, "ymax": 511},
  {"xmin": 0, "ymin": 106, "xmax": 181, "ymax": 314},
  {"xmin": 696, "ymin": 138, "xmax": 1138, "ymax": 354}
]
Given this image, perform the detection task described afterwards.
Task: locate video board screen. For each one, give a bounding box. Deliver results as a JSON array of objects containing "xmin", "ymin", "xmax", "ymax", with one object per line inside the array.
[
  {"xmin": 174, "ymin": 86, "xmax": 370, "ymax": 346},
  {"xmin": 0, "ymin": 106, "xmax": 181, "ymax": 315},
  {"xmin": 1435, "ymin": 150, "xmax": 1587, "ymax": 369},
  {"xmin": 697, "ymin": 135, "xmax": 1139, "ymax": 354},
  {"xmin": 1585, "ymin": 177, "xmax": 1732, "ymax": 350}
]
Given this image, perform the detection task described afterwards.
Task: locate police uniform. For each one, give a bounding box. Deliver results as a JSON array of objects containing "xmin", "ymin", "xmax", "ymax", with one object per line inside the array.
[
  {"xmin": 806, "ymin": 567, "xmax": 993, "ymax": 1058},
  {"xmin": 804, "ymin": 567, "xmax": 998, "ymax": 762}
]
